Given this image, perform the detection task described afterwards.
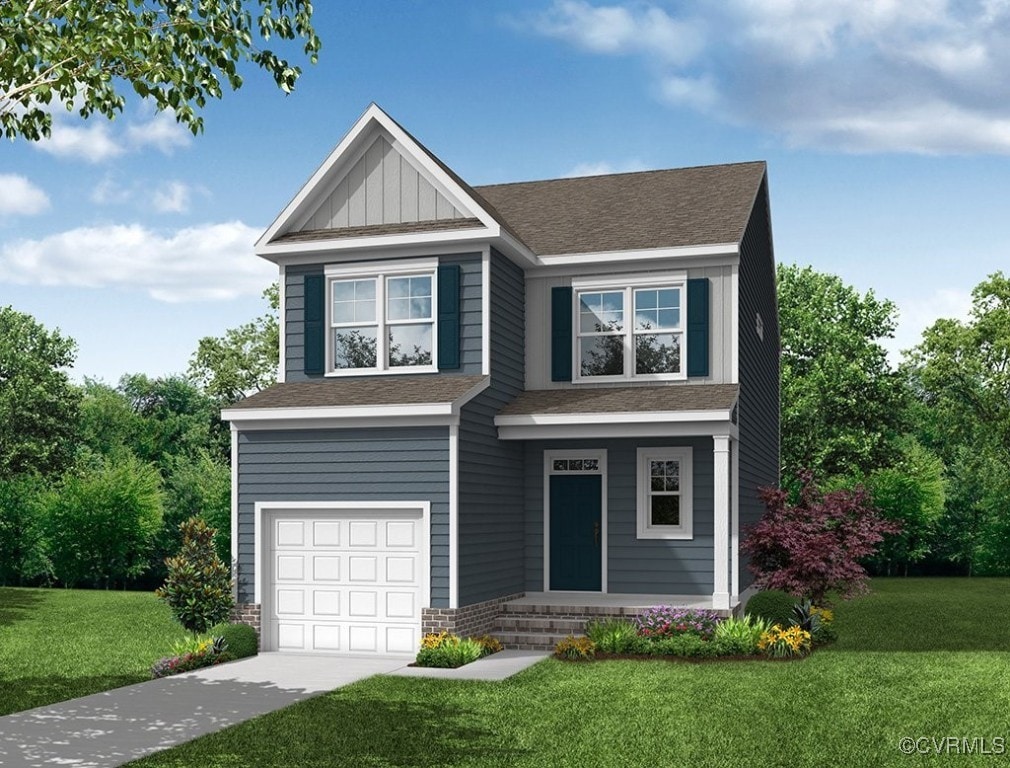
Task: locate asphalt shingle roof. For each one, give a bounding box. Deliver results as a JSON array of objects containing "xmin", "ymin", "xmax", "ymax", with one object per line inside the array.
[
  {"xmin": 227, "ymin": 375, "xmax": 488, "ymax": 410},
  {"xmin": 498, "ymin": 384, "xmax": 740, "ymax": 416}
]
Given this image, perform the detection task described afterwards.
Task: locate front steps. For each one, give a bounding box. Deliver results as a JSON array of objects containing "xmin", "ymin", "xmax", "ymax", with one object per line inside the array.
[{"xmin": 492, "ymin": 602, "xmax": 640, "ymax": 651}]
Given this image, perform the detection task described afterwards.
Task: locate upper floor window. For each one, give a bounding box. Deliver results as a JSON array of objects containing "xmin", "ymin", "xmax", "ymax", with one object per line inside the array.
[
  {"xmin": 574, "ymin": 276, "xmax": 685, "ymax": 381},
  {"xmin": 327, "ymin": 261, "xmax": 436, "ymax": 374}
]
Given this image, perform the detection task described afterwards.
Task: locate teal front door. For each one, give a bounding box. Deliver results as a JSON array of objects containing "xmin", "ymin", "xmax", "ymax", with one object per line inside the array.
[{"xmin": 549, "ymin": 474, "xmax": 603, "ymax": 591}]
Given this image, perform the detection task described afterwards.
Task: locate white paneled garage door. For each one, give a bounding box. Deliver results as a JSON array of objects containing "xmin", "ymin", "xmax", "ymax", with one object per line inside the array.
[{"xmin": 262, "ymin": 505, "xmax": 427, "ymax": 656}]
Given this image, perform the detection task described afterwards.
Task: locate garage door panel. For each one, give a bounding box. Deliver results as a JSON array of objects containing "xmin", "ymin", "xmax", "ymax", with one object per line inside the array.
[{"xmin": 265, "ymin": 508, "xmax": 424, "ymax": 656}]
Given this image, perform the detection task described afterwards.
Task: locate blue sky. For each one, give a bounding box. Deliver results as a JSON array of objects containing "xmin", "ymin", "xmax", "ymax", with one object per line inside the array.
[{"xmin": 3, "ymin": 0, "xmax": 1008, "ymax": 382}]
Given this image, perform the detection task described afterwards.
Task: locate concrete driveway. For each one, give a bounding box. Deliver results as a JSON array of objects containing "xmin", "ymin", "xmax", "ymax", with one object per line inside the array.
[{"xmin": 0, "ymin": 653, "xmax": 407, "ymax": 768}]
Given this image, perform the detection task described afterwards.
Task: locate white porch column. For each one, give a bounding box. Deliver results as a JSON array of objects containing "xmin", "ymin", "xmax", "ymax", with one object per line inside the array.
[
  {"xmin": 712, "ymin": 435, "xmax": 731, "ymax": 610},
  {"xmin": 731, "ymin": 436, "xmax": 740, "ymax": 604}
]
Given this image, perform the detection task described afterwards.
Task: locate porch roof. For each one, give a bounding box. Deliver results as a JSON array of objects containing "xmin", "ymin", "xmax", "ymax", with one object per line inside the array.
[{"xmin": 498, "ymin": 383, "xmax": 739, "ymax": 416}]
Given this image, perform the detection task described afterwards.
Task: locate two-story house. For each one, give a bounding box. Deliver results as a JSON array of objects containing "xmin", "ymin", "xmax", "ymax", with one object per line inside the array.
[{"xmin": 222, "ymin": 104, "xmax": 779, "ymax": 655}]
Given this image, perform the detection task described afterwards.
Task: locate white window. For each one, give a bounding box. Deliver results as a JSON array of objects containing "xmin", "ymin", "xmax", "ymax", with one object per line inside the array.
[
  {"xmin": 326, "ymin": 261, "xmax": 437, "ymax": 375},
  {"xmin": 574, "ymin": 276, "xmax": 686, "ymax": 381},
  {"xmin": 636, "ymin": 447, "xmax": 693, "ymax": 539}
]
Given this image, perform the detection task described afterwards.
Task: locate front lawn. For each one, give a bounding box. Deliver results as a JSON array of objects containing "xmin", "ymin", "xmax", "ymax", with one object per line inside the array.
[
  {"xmin": 0, "ymin": 587, "xmax": 179, "ymax": 715},
  {"xmin": 130, "ymin": 578, "xmax": 1010, "ymax": 768}
]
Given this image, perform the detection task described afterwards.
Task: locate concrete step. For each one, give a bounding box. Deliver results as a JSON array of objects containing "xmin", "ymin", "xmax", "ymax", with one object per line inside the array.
[{"xmin": 495, "ymin": 631, "xmax": 580, "ymax": 652}]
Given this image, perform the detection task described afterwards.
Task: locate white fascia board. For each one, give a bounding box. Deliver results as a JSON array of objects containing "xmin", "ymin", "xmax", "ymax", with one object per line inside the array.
[
  {"xmin": 325, "ymin": 257, "xmax": 439, "ymax": 276},
  {"xmin": 224, "ymin": 414, "xmax": 458, "ymax": 432},
  {"xmin": 497, "ymin": 420, "xmax": 738, "ymax": 441},
  {"xmin": 257, "ymin": 226, "xmax": 495, "ymax": 263},
  {"xmin": 481, "ymin": 246, "xmax": 491, "ymax": 376},
  {"xmin": 533, "ymin": 243, "xmax": 739, "ymax": 270},
  {"xmin": 277, "ymin": 264, "xmax": 286, "ymax": 384},
  {"xmin": 270, "ymin": 241, "xmax": 493, "ymax": 268},
  {"xmin": 495, "ymin": 409, "xmax": 734, "ymax": 427}
]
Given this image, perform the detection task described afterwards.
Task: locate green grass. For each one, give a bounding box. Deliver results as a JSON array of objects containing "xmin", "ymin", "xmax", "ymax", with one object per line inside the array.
[
  {"xmin": 0, "ymin": 587, "xmax": 181, "ymax": 715},
  {"xmin": 129, "ymin": 578, "xmax": 1010, "ymax": 768}
]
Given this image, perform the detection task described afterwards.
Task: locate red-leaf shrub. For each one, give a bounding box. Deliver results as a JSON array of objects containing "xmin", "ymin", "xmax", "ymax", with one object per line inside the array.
[{"xmin": 742, "ymin": 472, "xmax": 900, "ymax": 604}]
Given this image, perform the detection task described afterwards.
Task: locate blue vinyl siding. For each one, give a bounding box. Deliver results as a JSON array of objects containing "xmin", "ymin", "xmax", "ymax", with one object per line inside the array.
[
  {"xmin": 283, "ymin": 255, "xmax": 482, "ymax": 381},
  {"xmin": 524, "ymin": 437, "xmax": 716, "ymax": 595},
  {"xmin": 235, "ymin": 427, "xmax": 451, "ymax": 606},
  {"xmin": 737, "ymin": 177, "xmax": 780, "ymax": 591},
  {"xmin": 457, "ymin": 249, "xmax": 526, "ymax": 605}
]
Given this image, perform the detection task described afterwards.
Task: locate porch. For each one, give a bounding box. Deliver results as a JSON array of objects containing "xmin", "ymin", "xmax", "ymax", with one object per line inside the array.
[{"xmin": 492, "ymin": 591, "xmax": 738, "ymax": 651}]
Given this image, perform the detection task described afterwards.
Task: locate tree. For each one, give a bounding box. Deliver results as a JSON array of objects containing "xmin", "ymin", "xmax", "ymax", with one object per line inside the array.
[
  {"xmin": 1, "ymin": 1, "xmax": 320, "ymax": 141},
  {"xmin": 157, "ymin": 516, "xmax": 233, "ymax": 635},
  {"xmin": 904, "ymin": 272, "xmax": 1010, "ymax": 575},
  {"xmin": 43, "ymin": 454, "xmax": 164, "ymax": 588},
  {"xmin": 0, "ymin": 306, "xmax": 81, "ymax": 477},
  {"xmin": 161, "ymin": 451, "xmax": 231, "ymax": 567},
  {"xmin": 0, "ymin": 474, "xmax": 52, "ymax": 585},
  {"xmin": 778, "ymin": 265, "xmax": 908, "ymax": 483},
  {"xmin": 189, "ymin": 284, "xmax": 279, "ymax": 404},
  {"xmin": 742, "ymin": 472, "xmax": 899, "ymax": 604}
]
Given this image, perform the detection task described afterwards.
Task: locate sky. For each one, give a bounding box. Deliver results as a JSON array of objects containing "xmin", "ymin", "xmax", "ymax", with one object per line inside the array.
[{"xmin": 3, "ymin": 0, "xmax": 1009, "ymax": 383}]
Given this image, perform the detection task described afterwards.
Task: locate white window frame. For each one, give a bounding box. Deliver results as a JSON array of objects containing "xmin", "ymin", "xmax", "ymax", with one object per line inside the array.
[
  {"xmin": 572, "ymin": 272, "xmax": 687, "ymax": 383},
  {"xmin": 324, "ymin": 259, "xmax": 438, "ymax": 376},
  {"xmin": 636, "ymin": 447, "xmax": 693, "ymax": 540}
]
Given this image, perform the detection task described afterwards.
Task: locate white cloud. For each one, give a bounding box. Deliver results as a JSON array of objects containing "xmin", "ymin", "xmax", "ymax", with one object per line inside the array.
[
  {"xmin": 523, "ymin": 0, "xmax": 1010, "ymax": 154},
  {"xmin": 0, "ymin": 221, "xmax": 273, "ymax": 302},
  {"xmin": 565, "ymin": 159, "xmax": 650, "ymax": 177},
  {"xmin": 151, "ymin": 181, "xmax": 193, "ymax": 214},
  {"xmin": 0, "ymin": 175, "xmax": 51, "ymax": 216},
  {"xmin": 34, "ymin": 108, "xmax": 191, "ymax": 163}
]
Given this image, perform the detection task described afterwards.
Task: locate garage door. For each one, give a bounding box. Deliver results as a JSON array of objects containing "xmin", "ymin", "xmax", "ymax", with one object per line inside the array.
[{"xmin": 264, "ymin": 507, "xmax": 425, "ymax": 656}]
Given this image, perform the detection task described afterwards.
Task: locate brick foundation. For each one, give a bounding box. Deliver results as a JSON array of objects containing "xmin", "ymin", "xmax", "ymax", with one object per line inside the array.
[
  {"xmin": 231, "ymin": 603, "xmax": 262, "ymax": 637},
  {"xmin": 422, "ymin": 592, "xmax": 525, "ymax": 638}
]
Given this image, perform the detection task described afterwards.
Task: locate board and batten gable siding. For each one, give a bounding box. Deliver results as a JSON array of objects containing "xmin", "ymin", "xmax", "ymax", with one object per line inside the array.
[
  {"xmin": 235, "ymin": 427, "xmax": 451, "ymax": 606},
  {"xmin": 457, "ymin": 249, "xmax": 526, "ymax": 605},
  {"xmin": 523, "ymin": 437, "xmax": 716, "ymax": 595},
  {"xmin": 283, "ymin": 255, "xmax": 483, "ymax": 381},
  {"xmin": 736, "ymin": 177, "xmax": 780, "ymax": 591},
  {"xmin": 300, "ymin": 134, "xmax": 466, "ymax": 231},
  {"xmin": 525, "ymin": 264, "xmax": 734, "ymax": 389}
]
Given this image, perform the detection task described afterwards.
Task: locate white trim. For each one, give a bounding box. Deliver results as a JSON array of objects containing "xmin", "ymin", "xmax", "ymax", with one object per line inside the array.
[
  {"xmin": 571, "ymin": 271, "xmax": 687, "ymax": 290},
  {"xmin": 230, "ymin": 424, "xmax": 239, "ymax": 601},
  {"xmin": 272, "ymin": 241, "xmax": 498, "ymax": 267},
  {"xmin": 481, "ymin": 246, "xmax": 491, "ymax": 376},
  {"xmin": 324, "ymin": 257, "xmax": 439, "ymax": 277},
  {"xmin": 543, "ymin": 449, "xmax": 608, "ymax": 594},
  {"xmin": 536, "ymin": 243, "xmax": 739, "ymax": 269},
  {"xmin": 498, "ymin": 421, "xmax": 739, "ymax": 441},
  {"xmin": 253, "ymin": 500, "xmax": 431, "ymax": 652},
  {"xmin": 636, "ymin": 447, "xmax": 694, "ymax": 540},
  {"xmin": 712, "ymin": 435, "xmax": 731, "ymax": 610},
  {"xmin": 730, "ymin": 265, "xmax": 739, "ymax": 384},
  {"xmin": 530, "ymin": 253, "xmax": 740, "ymax": 280},
  {"xmin": 277, "ymin": 264, "xmax": 286, "ymax": 384},
  {"xmin": 731, "ymin": 436, "xmax": 740, "ymax": 602},
  {"xmin": 448, "ymin": 424, "xmax": 459, "ymax": 609},
  {"xmin": 496, "ymin": 408, "xmax": 734, "ymax": 427}
]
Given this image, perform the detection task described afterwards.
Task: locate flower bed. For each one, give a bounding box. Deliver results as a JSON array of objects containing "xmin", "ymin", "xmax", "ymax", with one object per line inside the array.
[
  {"xmin": 151, "ymin": 635, "xmax": 232, "ymax": 678},
  {"xmin": 554, "ymin": 600, "xmax": 835, "ymax": 662},
  {"xmin": 413, "ymin": 632, "xmax": 503, "ymax": 668}
]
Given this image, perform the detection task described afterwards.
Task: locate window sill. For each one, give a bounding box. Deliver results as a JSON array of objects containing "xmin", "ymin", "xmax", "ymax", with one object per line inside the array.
[
  {"xmin": 324, "ymin": 366, "xmax": 439, "ymax": 378},
  {"xmin": 636, "ymin": 529, "xmax": 694, "ymax": 541}
]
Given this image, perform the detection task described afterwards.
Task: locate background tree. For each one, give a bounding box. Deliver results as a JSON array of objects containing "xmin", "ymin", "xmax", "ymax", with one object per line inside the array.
[
  {"xmin": 0, "ymin": 475, "xmax": 52, "ymax": 585},
  {"xmin": 43, "ymin": 454, "xmax": 164, "ymax": 588},
  {"xmin": 0, "ymin": 306, "xmax": 81, "ymax": 477},
  {"xmin": 189, "ymin": 284, "xmax": 279, "ymax": 404},
  {"xmin": 778, "ymin": 265, "xmax": 907, "ymax": 483},
  {"xmin": 1, "ymin": 1, "xmax": 320, "ymax": 141},
  {"xmin": 157, "ymin": 516, "xmax": 233, "ymax": 635}
]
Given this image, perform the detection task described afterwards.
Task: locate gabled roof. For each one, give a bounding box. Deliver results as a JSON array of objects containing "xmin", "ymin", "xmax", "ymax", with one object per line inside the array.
[{"xmin": 474, "ymin": 163, "xmax": 766, "ymax": 256}]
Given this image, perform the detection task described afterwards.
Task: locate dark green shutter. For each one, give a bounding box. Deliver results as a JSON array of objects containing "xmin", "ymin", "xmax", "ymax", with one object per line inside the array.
[
  {"xmin": 687, "ymin": 278, "xmax": 709, "ymax": 377},
  {"xmin": 551, "ymin": 286, "xmax": 573, "ymax": 382},
  {"xmin": 303, "ymin": 274, "xmax": 325, "ymax": 375},
  {"xmin": 437, "ymin": 264, "xmax": 461, "ymax": 370}
]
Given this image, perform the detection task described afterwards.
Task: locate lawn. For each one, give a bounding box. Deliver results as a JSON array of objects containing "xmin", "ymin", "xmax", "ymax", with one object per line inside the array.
[
  {"xmin": 0, "ymin": 587, "xmax": 181, "ymax": 715},
  {"xmin": 129, "ymin": 578, "xmax": 1010, "ymax": 768}
]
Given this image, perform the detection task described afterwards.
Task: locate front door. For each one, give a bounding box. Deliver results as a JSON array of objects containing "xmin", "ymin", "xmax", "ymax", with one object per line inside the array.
[{"xmin": 549, "ymin": 474, "xmax": 603, "ymax": 591}]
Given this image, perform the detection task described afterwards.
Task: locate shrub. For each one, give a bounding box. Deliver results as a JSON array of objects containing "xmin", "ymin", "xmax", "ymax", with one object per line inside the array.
[
  {"xmin": 152, "ymin": 636, "xmax": 231, "ymax": 679},
  {"xmin": 554, "ymin": 636, "xmax": 596, "ymax": 661},
  {"xmin": 647, "ymin": 633, "xmax": 717, "ymax": 657},
  {"xmin": 415, "ymin": 634, "xmax": 485, "ymax": 668},
  {"xmin": 758, "ymin": 625, "xmax": 812, "ymax": 658},
  {"xmin": 586, "ymin": 618, "xmax": 642, "ymax": 653},
  {"xmin": 209, "ymin": 622, "xmax": 258, "ymax": 658},
  {"xmin": 472, "ymin": 635, "xmax": 503, "ymax": 657},
  {"xmin": 712, "ymin": 615, "xmax": 771, "ymax": 655},
  {"xmin": 809, "ymin": 606, "xmax": 838, "ymax": 645},
  {"xmin": 156, "ymin": 516, "xmax": 233, "ymax": 635},
  {"xmin": 635, "ymin": 606, "xmax": 721, "ymax": 639},
  {"xmin": 745, "ymin": 590, "xmax": 797, "ymax": 628}
]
